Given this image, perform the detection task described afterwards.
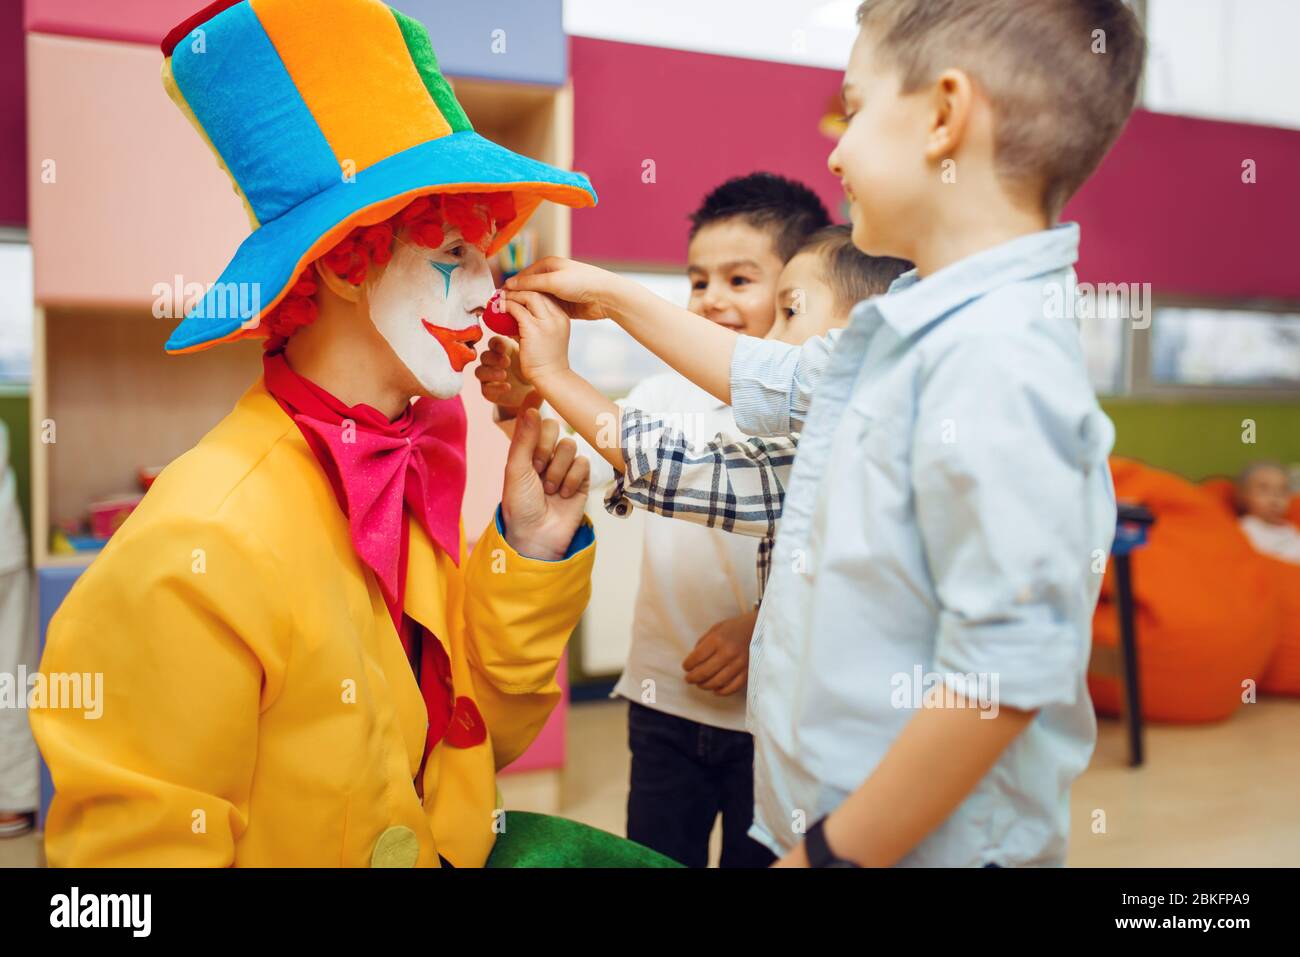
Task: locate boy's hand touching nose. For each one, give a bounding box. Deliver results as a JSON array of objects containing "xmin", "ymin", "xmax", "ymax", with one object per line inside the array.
[
  {"xmin": 509, "ymin": 256, "xmax": 737, "ymax": 408},
  {"xmin": 504, "ymin": 257, "xmax": 631, "ymax": 322},
  {"xmin": 501, "ymin": 290, "xmax": 575, "ymax": 389}
]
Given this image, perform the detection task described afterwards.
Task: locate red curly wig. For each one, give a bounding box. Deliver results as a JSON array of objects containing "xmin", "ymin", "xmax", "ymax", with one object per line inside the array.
[{"xmin": 262, "ymin": 191, "xmax": 516, "ymax": 343}]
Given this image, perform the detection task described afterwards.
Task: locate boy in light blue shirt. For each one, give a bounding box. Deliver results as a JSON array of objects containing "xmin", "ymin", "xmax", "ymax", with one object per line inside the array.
[{"xmin": 501, "ymin": 0, "xmax": 1147, "ymax": 866}]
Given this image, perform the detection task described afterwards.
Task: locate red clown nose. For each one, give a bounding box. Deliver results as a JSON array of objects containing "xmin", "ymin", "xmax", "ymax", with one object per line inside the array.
[{"xmin": 483, "ymin": 290, "xmax": 520, "ymax": 338}]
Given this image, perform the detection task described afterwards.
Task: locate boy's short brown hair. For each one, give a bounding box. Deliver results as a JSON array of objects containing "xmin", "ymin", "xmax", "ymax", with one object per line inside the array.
[
  {"xmin": 797, "ymin": 225, "xmax": 912, "ymax": 315},
  {"xmin": 856, "ymin": 0, "xmax": 1146, "ymax": 218}
]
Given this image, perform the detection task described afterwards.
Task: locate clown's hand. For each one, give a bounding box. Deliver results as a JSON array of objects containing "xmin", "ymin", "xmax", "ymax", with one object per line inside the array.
[
  {"xmin": 500, "ymin": 406, "xmax": 591, "ymax": 561},
  {"xmin": 475, "ymin": 336, "xmax": 537, "ymax": 411}
]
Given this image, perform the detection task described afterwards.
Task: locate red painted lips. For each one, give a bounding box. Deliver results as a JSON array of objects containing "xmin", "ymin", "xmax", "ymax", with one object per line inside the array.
[{"xmin": 421, "ymin": 320, "xmax": 484, "ymax": 372}]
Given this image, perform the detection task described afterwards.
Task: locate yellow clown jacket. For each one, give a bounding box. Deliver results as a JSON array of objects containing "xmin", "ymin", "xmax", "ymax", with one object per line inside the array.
[{"xmin": 31, "ymin": 377, "xmax": 594, "ymax": 867}]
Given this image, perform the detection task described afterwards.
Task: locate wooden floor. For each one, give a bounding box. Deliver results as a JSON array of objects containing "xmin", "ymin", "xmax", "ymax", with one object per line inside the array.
[
  {"xmin": 529, "ymin": 695, "xmax": 1300, "ymax": 868},
  {"xmin": 5, "ymin": 695, "xmax": 1297, "ymax": 868}
]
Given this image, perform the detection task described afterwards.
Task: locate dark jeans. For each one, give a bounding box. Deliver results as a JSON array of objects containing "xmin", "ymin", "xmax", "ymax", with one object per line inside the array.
[{"xmin": 626, "ymin": 700, "xmax": 775, "ymax": 869}]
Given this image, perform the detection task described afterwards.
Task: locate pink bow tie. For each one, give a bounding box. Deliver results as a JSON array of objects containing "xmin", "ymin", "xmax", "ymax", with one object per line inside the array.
[
  {"xmin": 262, "ymin": 351, "xmax": 467, "ymax": 627},
  {"xmin": 292, "ymin": 409, "xmax": 465, "ymax": 603}
]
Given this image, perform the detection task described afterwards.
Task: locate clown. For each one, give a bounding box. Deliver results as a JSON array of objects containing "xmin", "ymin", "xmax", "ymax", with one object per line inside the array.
[{"xmin": 31, "ymin": 0, "xmax": 674, "ymax": 868}]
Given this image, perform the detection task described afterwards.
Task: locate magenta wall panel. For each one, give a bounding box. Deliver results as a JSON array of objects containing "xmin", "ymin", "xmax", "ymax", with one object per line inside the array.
[
  {"xmin": 0, "ymin": 0, "xmax": 27, "ymax": 226},
  {"xmin": 570, "ymin": 37, "xmax": 845, "ymax": 267},
  {"xmin": 1066, "ymin": 109, "xmax": 1300, "ymax": 301},
  {"xmin": 571, "ymin": 40, "xmax": 1300, "ymax": 305}
]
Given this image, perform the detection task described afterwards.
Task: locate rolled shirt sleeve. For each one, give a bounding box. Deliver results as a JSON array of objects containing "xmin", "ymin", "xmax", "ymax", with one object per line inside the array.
[
  {"xmin": 911, "ymin": 333, "xmax": 1116, "ymax": 712},
  {"xmin": 729, "ymin": 330, "xmax": 841, "ymax": 437},
  {"xmin": 604, "ymin": 406, "xmax": 795, "ymax": 540}
]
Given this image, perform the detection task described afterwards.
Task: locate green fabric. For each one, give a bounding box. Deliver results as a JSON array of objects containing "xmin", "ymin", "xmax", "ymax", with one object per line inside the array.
[
  {"xmin": 485, "ymin": 811, "xmax": 682, "ymax": 868},
  {"xmin": 1102, "ymin": 399, "xmax": 1300, "ymax": 481},
  {"xmin": 391, "ymin": 8, "xmax": 474, "ymax": 133}
]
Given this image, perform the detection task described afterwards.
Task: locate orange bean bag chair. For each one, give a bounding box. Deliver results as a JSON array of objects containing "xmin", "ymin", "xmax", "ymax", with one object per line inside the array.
[
  {"xmin": 1089, "ymin": 459, "xmax": 1283, "ymax": 722},
  {"xmin": 1201, "ymin": 477, "xmax": 1300, "ymax": 696}
]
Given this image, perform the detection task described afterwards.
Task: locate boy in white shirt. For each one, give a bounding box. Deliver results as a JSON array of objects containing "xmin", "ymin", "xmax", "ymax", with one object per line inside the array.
[{"xmin": 0, "ymin": 421, "xmax": 35, "ymax": 838}]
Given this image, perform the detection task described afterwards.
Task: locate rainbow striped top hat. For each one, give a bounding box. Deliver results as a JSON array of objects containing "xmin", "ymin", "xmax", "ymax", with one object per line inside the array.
[{"xmin": 160, "ymin": 0, "xmax": 596, "ymax": 353}]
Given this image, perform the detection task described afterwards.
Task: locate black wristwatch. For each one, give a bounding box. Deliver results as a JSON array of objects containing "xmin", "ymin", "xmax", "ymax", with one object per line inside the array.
[{"xmin": 806, "ymin": 815, "xmax": 857, "ymax": 868}]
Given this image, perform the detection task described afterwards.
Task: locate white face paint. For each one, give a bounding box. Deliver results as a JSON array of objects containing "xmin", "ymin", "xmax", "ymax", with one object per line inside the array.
[{"xmin": 364, "ymin": 226, "xmax": 496, "ymax": 399}]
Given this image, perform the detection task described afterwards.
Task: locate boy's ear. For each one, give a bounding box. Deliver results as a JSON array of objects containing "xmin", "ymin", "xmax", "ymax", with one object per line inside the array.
[
  {"xmin": 314, "ymin": 259, "xmax": 363, "ymax": 304},
  {"xmin": 924, "ymin": 68, "xmax": 975, "ymax": 163}
]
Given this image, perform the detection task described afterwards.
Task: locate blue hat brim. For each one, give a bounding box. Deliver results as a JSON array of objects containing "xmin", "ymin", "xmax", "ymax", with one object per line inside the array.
[{"xmin": 166, "ymin": 131, "xmax": 596, "ymax": 353}]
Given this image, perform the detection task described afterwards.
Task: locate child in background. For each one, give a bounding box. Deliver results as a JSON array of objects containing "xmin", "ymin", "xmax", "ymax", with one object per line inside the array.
[
  {"xmin": 482, "ymin": 173, "xmax": 830, "ymax": 868},
  {"xmin": 0, "ymin": 421, "xmax": 35, "ymax": 838},
  {"xmin": 503, "ymin": 0, "xmax": 1146, "ymax": 867},
  {"xmin": 1237, "ymin": 461, "xmax": 1300, "ymax": 564}
]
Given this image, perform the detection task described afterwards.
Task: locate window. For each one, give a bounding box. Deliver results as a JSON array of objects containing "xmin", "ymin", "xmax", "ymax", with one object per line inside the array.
[
  {"xmin": 0, "ymin": 241, "xmax": 33, "ymax": 386},
  {"xmin": 1078, "ymin": 297, "xmax": 1131, "ymax": 397},
  {"xmin": 1152, "ymin": 306, "xmax": 1300, "ymax": 388},
  {"xmin": 1143, "ymin": 0, "xmax": 1300, "ymax": 131}
]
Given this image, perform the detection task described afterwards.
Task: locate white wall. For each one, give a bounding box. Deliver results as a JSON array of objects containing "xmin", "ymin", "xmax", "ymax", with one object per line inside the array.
[
  {"xmin": 0, "ymin": 242, "xmax": 32, "ymax": 384},
  {"xmin": 566, "ymin": 0, "xmax": 1300, "ymax": 130},
  {"xmin": 564, "ymin": 0, "xmax": 858, "ymax": 69},
  {"xmin": 1144, "ymin": 0, "xmax": 1300, "ymax": 130}
]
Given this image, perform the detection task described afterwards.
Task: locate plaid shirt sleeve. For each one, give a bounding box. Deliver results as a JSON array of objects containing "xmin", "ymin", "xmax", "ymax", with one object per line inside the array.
[{"xmin": 604, "ymin": 407, "xmax": 798, "ymax": 597}]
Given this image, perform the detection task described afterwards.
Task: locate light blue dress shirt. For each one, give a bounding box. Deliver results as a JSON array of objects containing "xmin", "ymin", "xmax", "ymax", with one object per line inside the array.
[{"xmin": 731, "ymin": 224, "xmax": 1117, "ymax": 866}]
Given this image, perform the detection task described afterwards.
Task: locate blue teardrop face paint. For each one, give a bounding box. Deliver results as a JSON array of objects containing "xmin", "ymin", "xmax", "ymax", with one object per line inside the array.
[
  {"xmin": 367, "ymin": 232, "xmax": 495, "ymax": 400},
  {"xmin": 429, "ymin": 259, "xmax": 460, "ymax": 296}
]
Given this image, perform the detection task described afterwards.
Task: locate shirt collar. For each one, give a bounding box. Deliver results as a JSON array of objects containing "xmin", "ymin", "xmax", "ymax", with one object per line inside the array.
[{"xmin": 863, "ymin": 223, "xmax": 1081, "ymax": 339}]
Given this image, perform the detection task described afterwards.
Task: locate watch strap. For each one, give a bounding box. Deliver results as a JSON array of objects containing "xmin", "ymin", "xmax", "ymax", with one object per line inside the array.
[{"xmin": 806, "ymin": 815, "xmax": 856, "ymax": 868}]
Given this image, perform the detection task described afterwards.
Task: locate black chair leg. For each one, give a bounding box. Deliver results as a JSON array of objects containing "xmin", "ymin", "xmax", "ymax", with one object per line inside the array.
[{"xmin": 1115, "ymin": 553, "xmax": 1144, "ymax": 767}]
